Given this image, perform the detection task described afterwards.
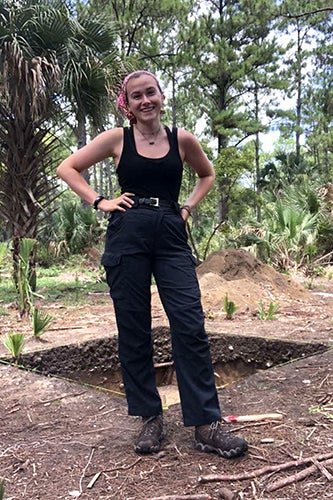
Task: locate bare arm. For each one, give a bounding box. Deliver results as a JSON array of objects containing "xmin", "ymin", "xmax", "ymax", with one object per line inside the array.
[
  {"xmin": 178, "ymin": 129, "xmax": 215, "ymax": 220},
  {"xmin": 56, "ymin": 128, "xmax": 134, "ymax": 212}
]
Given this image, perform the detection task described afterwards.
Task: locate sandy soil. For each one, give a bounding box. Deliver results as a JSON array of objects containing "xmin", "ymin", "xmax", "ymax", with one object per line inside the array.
[{"xmin": 0, "ymin": 248, "xmax": 332, "ymax": 500}]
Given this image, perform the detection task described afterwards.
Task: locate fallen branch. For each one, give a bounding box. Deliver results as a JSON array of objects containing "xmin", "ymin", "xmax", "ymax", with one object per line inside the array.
[
  {"xmin": 37, "ymin": 391, "xmax": 86, "ymax": 405},
  {"xmin": 154, "ymin": 361, "xmax": 174, "ymax": 368},
  {"xmin": 82, "ymin": 425, "xmax": 136, "ymax": 435},
  {"xmin": 229, "ymin": 420, "xmax": 281, "ymax": 433},
  {"xmin": 266, "ymin": 458, "xmax": 333, "ymax": 492},
  {"xmin": 94, "ymin": 456, "xmax": 142, "ymax": 475},
  {"xmin": 198, "ymin": 451, "xmax": 333, "ymax": 483},
  {"xmin": 79, "ymin": 447, "xmax": 95, "ymax": 494},
  {"xmin": 149, "ymin": 495, "xmax": 211, "ymax": 500},
  {"xmin": 312, "ymin": 458, "xmax": 333, "ymax": 481},
  {"xmin": 87, "ymin": 471, "xmax": 101, "ymax": 489},
  {"xmin": 47, "ymin": 326, "xmax": 83, "ymax": 331}
]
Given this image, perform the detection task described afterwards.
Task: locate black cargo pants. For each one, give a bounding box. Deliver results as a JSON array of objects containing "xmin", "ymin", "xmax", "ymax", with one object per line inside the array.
[{"xmin": 101, "ymin": 201, "xmax": 221, "ymax": 426}]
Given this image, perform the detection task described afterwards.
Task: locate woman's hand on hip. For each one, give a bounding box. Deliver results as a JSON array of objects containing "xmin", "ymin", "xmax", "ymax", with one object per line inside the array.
[{"xmin": 98, "ymin": 192, "xmax": 135, "ymax": 212}]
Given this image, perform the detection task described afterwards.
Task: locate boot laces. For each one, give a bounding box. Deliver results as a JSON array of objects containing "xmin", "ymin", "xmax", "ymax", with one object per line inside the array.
[{"xmin": 209, "ymin": 420, "xmax": 225, "ymax": 439}]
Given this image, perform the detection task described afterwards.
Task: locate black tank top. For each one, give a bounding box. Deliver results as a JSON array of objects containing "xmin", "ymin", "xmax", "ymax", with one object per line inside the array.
[{"xmin": 116, "ymin": 126, "xmax": 183, "ymax": 202}]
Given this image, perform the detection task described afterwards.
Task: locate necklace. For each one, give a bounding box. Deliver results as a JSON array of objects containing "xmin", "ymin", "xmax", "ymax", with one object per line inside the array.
[{"xmin": 136, "ymin": 125, "xmax": 161, "ymax": 145}]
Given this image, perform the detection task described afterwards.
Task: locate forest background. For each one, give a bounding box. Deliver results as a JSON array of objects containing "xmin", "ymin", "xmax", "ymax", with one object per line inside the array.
[{"xmin": 0, "ymin": 0, "xmax": 333, "ymax": 319}]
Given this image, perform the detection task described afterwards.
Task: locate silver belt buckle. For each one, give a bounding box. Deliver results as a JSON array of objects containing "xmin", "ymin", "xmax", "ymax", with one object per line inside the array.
[{"xmin": 150, "ymin": 197, "xmax": 159, "ymax": 207}]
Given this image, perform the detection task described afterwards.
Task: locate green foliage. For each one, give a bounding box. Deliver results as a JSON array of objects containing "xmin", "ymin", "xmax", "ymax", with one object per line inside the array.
[
  {"xmin": 31, "ymin": 307, "xmax": 53, "ymax": 339},
  {"xmin": 315, "ymin": 210, "xmax": 333, "ymax": 258},
  {"xmin": 0, "ymin": 280, "xmax": 16, "ymax": 304},
  {"xmin": 277, "ymin": 0, "xmax": 332, "ymax": 167},
  {"xmin": 214, "ymin": 145, "xmax": 255, "ymax": 221},
  {"xmin": 61, "ymin": 5, "xmax": 127, "ymax": 132},
  {"xmin": 215, "ymin": 146, "xmax": 255, "ymax": 184},
  {"xmin": 0, "ymin": 1, "xmax": 63, "ymax": 252},
  {"xmin": 35, "ymin": 242, "xmax": 63, "ymax": 267},
  {"xmin": 1, "ymin": 0, "xmax": 332, "ymax": 276},
  {"xmin": 180, "ymin": 0, "xmax": 279, "ymax": 149},
  {"xmin": 258, "ymin": 182, "xmax": 322, "ymax": 270},
  {"xmin": 223, "ymin": 293, "xmax": 238, "ymax": 320},
  {"xmin": 0, "ymin": 256, "xmax": 107, "ymax": 307},
  {"xmin": 3, "ymin": 332, "xmax": 25, "ymax": 362},
  {"xmin": 0, "ymin": 479, "xmax": 4, "ymax": 500},
  {"xmin": 43, "ymin": 196, "xmax": 104, "ymax": 256},
  {"xmin": 257, "ymin": 300, "xmax": 279, "ymax": 320},
  {"xmin": 260, "ymin": 153, "xmax": 314, "ymax": 196},
  {"xmin": 309, "ymin": 403, "xmax": 333, "ymax": 421},
  {"xmin": 0, "ymin": 242, "xmax": 8, "ymax": 266},
  {"xmin": 0, "ymin": 0, "xmax": 126, "ymax": 308}
]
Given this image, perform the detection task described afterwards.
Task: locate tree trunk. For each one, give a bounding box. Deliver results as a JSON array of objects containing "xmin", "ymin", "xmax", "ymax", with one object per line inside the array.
[
  {"xmin": 295, "ymin": 22, "xmax": 302, "ymax": 167},
  {"xmin": 254, "ymin": 81, "xmax": 261, "ymax": 223},
  {"xmin": 76, "ymin": 110, "xmax": 90, "ymax": 207}
]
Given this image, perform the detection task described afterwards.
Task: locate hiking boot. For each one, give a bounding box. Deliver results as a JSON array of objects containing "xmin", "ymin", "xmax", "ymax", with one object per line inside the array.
[
  {"xmin": 194, "ymin": 421, "xmax": 248, "ymax": 459},
  {"xmin": 134, "ymin": 415, "xmax": 163, "ymax": 454}
]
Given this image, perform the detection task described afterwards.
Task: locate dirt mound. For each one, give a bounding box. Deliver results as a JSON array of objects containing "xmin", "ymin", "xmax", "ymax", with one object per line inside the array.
[{"xmin": 196, "ymin": 248, "xmax": 310, "ymax": 312}]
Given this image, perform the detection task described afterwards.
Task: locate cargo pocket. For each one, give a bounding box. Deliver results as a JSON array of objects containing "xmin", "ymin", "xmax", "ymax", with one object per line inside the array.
[{"xmin": 102, "ymin": 254, "xmax": 124, "ymax": 300}]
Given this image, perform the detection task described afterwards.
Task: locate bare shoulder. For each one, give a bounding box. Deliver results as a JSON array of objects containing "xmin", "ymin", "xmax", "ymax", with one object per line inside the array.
[
  {"xmin": 177, "ymin": 128, "xmax": 205, "ymax": 156},
  {"xmin": 63, "ymin": 127, "xmax": 124, "ymax": 172},
  {"xmin": 177, "ymin": 127, "xmax": 198, "ymax": 146},
  {"xmin": 92, "ymin": 127, "xmax": 123, "ymax": 156},
  {"xmin": 176, "ymin": 128, "xmax": 212, "ymax": 174},
  {"xmin": 83, "ymin": 127, "xmax": 123, "ymax": 164}
]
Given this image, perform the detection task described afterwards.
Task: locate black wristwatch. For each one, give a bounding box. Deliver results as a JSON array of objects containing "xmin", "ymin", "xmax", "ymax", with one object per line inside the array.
[{"xmin": 93, "ymin": 195, "xmax": 105, "ymax": 210}]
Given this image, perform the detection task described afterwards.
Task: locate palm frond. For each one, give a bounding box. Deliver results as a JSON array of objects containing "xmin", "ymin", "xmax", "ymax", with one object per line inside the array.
[
  {"xmin": 32, "ymin": 307, "xmax": 53, "ymax": 338},
  {"xmin": 3, "ymin": 332, "xmax": 25, "ymax": 361}
]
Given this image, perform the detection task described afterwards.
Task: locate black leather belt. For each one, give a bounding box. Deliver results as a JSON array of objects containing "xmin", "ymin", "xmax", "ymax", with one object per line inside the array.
[{"xmin": 134, "ymin": 197, "xmax": 176, "ymax": 208}]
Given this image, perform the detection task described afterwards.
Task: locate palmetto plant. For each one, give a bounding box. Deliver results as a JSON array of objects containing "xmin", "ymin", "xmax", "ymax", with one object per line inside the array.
[
  {"xmin": 53, "ymin": 198, "xmax": 103, "ymax": 254},
  {"xmin": 61, "ymin": 10, "xmax": 126, "ymax": 145},
  {"xmin": 223, "ymin": 293, "xmax": 238, "ymax": 320},
  {"xmin": 257, "ymin": 179, "xmax": 333, "ymax": 270},
  {"xmin": 257, "ymin": 300, "xmax": 279, "ymax": 320},
  {"xmin": 31, "ymin": 307, "xmax": 53, "ymax": 339},
  {"xmin": 262, "ymin": 199, "xmax": 319, "ymax": 271},
  {"xmin": 3, "ymin": 332, "xmax": 25, "ymax": 364}
]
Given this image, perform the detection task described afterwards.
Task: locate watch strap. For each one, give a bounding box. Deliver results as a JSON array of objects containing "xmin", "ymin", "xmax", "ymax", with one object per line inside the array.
[{"xmin": 93, "ymin": 195, "xmax": 105, "ymax": 210}]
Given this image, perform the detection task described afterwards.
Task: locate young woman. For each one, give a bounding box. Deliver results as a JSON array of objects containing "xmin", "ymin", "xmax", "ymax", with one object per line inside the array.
[{"xmin": 57, "ymin": 70, "xmax": 248, "ymax": 458}]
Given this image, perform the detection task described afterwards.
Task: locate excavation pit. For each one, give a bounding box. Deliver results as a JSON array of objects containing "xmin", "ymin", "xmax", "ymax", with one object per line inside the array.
[{"xmin": 7, "ymin": 326, "xmax": 328, "ymax": 407}]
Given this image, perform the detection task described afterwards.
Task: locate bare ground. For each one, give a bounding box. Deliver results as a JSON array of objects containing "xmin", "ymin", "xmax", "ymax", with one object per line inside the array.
[{"xmin": 0, "ymin": 248, "xmax": 333, "ymax": 500}]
